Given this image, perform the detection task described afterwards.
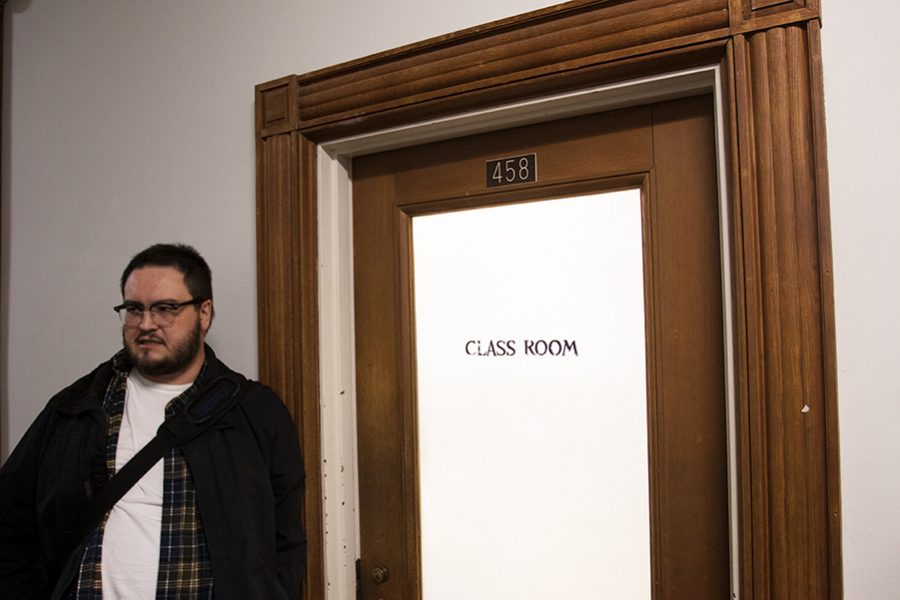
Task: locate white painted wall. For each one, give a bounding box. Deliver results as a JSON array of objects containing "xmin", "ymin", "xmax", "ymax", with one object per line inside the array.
[
  {"xmin": 1, "ymin": 0, "xmax": 897, "ymax": 597},
  {"xmin": 820, "ymin": 1, "xmax": 900, "ymax": 597}
]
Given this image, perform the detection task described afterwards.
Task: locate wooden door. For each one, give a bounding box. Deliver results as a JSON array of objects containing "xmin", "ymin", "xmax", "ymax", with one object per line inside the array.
[{"xmin": 352, "ymin": 95, "xmax": 729, "ymax": 599}]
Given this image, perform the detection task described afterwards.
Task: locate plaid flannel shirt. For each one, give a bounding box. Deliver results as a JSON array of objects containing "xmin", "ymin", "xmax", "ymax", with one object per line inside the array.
[{"xmin": 73, "ymin": 351, "xmax": 214, "ymax": 599}]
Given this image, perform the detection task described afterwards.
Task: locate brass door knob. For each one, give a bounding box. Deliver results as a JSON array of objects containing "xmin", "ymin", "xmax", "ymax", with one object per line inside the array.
[{"xmin": 371, "ymin": 565, "xmax": 390, "ymax": 584}]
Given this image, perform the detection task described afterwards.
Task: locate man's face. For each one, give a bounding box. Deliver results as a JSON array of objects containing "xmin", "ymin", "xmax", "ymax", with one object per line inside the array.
[{"xmin": 121, "ymin": 266, "xmax": 212, "ymax": 384}]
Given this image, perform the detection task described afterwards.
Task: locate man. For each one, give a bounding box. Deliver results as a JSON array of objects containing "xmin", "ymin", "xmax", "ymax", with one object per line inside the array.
[{"xmin": 0, "ymin": 243, "xmax": 306, "ymax": 599}]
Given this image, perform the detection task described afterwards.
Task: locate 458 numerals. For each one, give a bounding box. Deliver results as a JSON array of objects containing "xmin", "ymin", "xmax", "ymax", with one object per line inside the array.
[{"xmin": 486, "ymin": 154, "xmax": 537, "ymax": 187}]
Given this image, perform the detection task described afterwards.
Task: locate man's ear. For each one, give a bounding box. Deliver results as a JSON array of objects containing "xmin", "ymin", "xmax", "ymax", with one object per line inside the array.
[{"xmin": 199, "ymin": 299, "xmax": 214, "ymax": 332}]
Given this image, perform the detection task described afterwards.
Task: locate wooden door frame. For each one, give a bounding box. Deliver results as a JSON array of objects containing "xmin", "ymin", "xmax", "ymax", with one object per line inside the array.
[{"xmin": 254, "ymin": 1, "xmax": 841, "ymax": 598}]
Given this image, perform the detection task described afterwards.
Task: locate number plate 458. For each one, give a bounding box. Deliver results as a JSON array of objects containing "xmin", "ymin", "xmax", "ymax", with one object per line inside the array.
[{"xmin": 486, "ymin": 153, "xmax": 537, "ymax": 188}]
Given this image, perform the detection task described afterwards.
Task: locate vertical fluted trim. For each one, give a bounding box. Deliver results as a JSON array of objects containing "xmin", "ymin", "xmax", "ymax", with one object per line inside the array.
[
  {"xmin": 256, "ymin": 132, "xmax": 324, "ymax": 599},
  {"xmin": 732, "ymin": 22, "xmax": 839, "ymax": 599}
]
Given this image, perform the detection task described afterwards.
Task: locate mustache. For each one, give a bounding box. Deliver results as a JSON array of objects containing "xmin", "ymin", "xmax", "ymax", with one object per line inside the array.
[{"xmin": 135, "ymin": 335, "xmax": 165, "ymax": 345}]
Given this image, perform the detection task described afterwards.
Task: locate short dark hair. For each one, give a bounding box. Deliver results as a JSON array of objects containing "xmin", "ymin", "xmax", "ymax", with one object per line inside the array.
[{"xmin": 120, "ymin": 243, "xmax": 213, "ymax": 302}]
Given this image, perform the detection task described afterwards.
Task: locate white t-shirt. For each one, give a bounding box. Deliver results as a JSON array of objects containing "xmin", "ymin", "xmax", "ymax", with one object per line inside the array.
[{"xmin": 100, "ymin": 369, "xmax": 190, "ymax": 599}]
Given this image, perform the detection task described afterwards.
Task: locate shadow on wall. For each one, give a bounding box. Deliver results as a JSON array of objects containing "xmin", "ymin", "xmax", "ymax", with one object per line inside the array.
[
  {"xmin": 1, "ymin": 0, "xmax": 33, "ymax": 460},
  {"xmin": 9, "ymin": 0, "xmax": 33, "ymax": 13}
]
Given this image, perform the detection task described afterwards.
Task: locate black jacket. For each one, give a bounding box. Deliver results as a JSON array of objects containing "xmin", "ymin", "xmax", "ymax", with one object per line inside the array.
[{"xmin": 0, "ymin": 347, "xmax": 306, "ymax": 599}]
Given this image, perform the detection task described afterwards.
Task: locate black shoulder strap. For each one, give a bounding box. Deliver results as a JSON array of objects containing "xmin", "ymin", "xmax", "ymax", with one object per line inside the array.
[{"xmin": 52, "ymin": 373, "xmax": 248, "ymax": 594}]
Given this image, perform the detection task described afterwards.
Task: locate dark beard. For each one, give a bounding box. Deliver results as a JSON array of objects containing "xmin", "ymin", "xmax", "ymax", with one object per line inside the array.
[{"xmin": 123, "ymin": 319, "xmax": 203, "ymax": 379}]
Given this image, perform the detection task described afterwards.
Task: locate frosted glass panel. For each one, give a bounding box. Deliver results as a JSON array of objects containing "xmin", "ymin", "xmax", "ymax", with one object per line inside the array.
[{"xmin": 412, "ymin": 190, "xmax": 652, "ymax": 599}]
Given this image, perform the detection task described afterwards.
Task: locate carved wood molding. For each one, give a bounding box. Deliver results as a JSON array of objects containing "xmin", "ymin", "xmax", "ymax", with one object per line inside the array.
[
  {"xmin": 256, "ymin": 75, "xmax": 300, "ymax": 138},
  {"xmin": 256, "ymin": 0, "xmax": 822, "ymax": 140},
  {"xmin": 729, "ymin": 0, "xmax": 819, "ymax": 34},
  {"xmin": 255, "ymin": 0, "xmax": 840, "ymax": 597},
  {"xmin": 295, "ymin": 0, "xmax": 729, "ymax": 126},
  {"xmin": 730, "ymin": 20, "xmax": 839, "ymax": 598},
  {"xmin": 256, "ymin": 132, "xmax": 324, "ymax": 600}
]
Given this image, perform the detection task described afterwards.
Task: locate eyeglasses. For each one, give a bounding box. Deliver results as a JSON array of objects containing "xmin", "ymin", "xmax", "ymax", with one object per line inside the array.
[{"xmin": 113, "ymin": 298, "xmax": 207, "ymax": 326}]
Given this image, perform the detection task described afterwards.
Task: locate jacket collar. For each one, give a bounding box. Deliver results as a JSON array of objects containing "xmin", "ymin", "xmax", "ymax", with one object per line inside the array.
[{"xmin": 56, "ymin": 344, "xmax": 223, "ymax": 416}]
